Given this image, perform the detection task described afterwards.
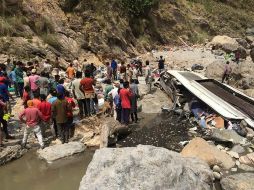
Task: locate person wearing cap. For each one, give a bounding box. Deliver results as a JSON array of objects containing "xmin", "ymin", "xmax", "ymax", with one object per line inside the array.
[
  {"xmin": 19, "ymin": 100, "xmax": 45, "ymax": 149},
  {"xmin": 29, "ymin": 69, "xmax": 40, "ymax": 98}
]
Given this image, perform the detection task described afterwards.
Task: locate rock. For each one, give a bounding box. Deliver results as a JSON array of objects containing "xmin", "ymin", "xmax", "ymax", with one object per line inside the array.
[
  {"xmin": 181, "ymin": 137, "xmax": 235, "ymax": 170},
  {"xmin": 79, "ymin": 145, "xmax": 213, "ymax": 190},
  {"xmin": 205, "ymin": 60, "xmax": 225, "ymax": 80},
  {"xmin": 213, "ymin": 165, "xmax": 221, "ymax": 173},
  {"xmin": 246, "ymin": 36, "xmax": 254, "ymax": 44},
  {"xmin": 251, "ymin": 48, "xmax": 254, "ymax": 62},
  {"xmin": 230, "ymin": 167, "xmax": 237, "ymax": 172},
  {"xmin": 37, "ymin": 142, "xmax": 85, "ymax": 163},
  {"xmin": 209, "ymin": 35, "xmax": 238, "ymax": 49},
  {"xmin": 246, "ymin": 133, "xmax": 254, "ymax": 140},
  {"xmin": 227, "ymin": 151, "xmax": 240, "ymax": 159},
  {"xmin": 239, "ymin": 164, "xmax": 254, "ymax": 172},
  {"xmin": 246, "ymin": 27, "xmax": 254, "ymax": 36},
  {"xmin": 210, "ymin": 129, "xmax": 245, "ymax": 144},
  {"xmin": 216, "ymin": 144, "xmax": 225, "ymax": 150},
  {"xmin": 231, "ymin": 145, "xmax": 245, "ymax": 154},
  {"xmin": 221, "ymin": 173, "xmax": 254, "ymax": 190},
  {"xmin": 139, "ymin": 88, "xmax": 171, "ymax": 114},
  {"xmin": 235, "ymin": 160, "xmax": 240, "ymax": 166},
  {"xmin": 213, "ymin": 172, "xmax": 221, "ymax": 180},
  {"xmin": 0, "ymin": 145, "xmax": 27, "ymax": 166},
  {"xmin": 74, "ymin": 117, "xmax": 102, "ymax": 147},
  {"xmin": 239, "ymin": 152, "xmax": 254, "ymax": 166},
  {"xmin": 236, "ymin": 38, "xmax": 249, "ymax": 49},
  {"xmin": 247, "ymin": 147, "xmax": 253, "ymax": 153}
]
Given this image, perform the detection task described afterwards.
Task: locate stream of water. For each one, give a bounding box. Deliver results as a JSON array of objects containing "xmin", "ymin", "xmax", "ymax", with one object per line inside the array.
[{"xmin": 0, "ymin": 150, "xmax": 94, "ymax": 190}]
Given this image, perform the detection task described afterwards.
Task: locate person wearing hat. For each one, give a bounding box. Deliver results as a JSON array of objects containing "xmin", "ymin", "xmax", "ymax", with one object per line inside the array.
[
  {"xmin": 29, "ymin": 69, "xmax": 40, "ymax": 98},
  {"xmin": 19, "ymin": 100, "xmax": 45, "ymax": 149}
]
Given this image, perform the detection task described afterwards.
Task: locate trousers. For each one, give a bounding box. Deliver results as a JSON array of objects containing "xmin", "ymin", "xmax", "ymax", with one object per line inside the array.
[{"xmin": 22, "ymin": 125, "xmax": 44, "ymax": 147}]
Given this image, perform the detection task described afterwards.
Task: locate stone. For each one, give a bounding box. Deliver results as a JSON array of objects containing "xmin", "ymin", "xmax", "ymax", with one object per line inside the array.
[
  {"xmin": 247, "ymin": 147, "xmax": 253, "ymax": 153},
  {"xmin": 239, "ymin": 152, "xmax": 254, "ymax": 166},
  {"xmin": 246, "ymin": 27, "xmax": 254, "ymax": 36},
  {"xmin": 236, "ymin": 38, "xmax": 249, "ymax": 49},
  {"xmin": 74, "ymin": 117, "xmax": 102, "ymax": 147},
  {"xmin": 0, "ymin": 145, "xmax": 27, "ymax": 166},
  {"xmin": 213, "ymin": 172, "xmax": 221, "ymax": 180},
  {"xmin": 227, "ymin": 151, "xmax": 239, "ymax": 159},
  {"xmin": 79, "ymin": 145, "xmax": 213, "ymax": 190},
  {"xmin": 216, "ymin": 144, "xmax": 225, "ymax": 150},
  {"xmin": 246, "ymin": 36, "xmax": 254, "ymax": 44},
  {"xmin": 230, "ymin": 167, "xmax": 237, "ymax": 172},
  {"xmin": 239, "ymin": 164, "xmax": 254, "ymax": 172},
  {"xmin": 231, "ymin": 145, "xmax": 245, "ymax": 154},
  {"xmin": 37, "ymin": 142, "xmax": 85, "ymax": 163},
  {"xmin": 251, "ymin": 48, "xmax": 254, "ymax": 63},
  {"xmin": 210, "ymin": 129, "xmax": 245, "ymax": 144},
  {"xmin": 213, "ymin": 165, "xmax": 221, "ymax": 173},
  {"xmin": 221, "ymin": 173, "xmax": 254, "ymax": 190},
  {"xmin": 235, "ymin": 160, "xmax": 240, "ymax": 166},
  {"xmin": 181, "ymin": 137, "xmax": 235, "ymax": 170}
]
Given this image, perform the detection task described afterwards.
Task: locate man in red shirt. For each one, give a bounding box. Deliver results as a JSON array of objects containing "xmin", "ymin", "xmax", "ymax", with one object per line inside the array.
[
  {"xmin": 19, "ymin": 100, "xmax": 45, "ymax": 149},
  {"xmin": 80, "ymin": 72, "xmax": 96, "ymax": 117},
  {"xmin": 22, "ymin": 86, "xmax": 31, "ymax": 108},
  {"xmin": 38, "ymin": 94, "xmax": 51, "ymax": 138},
  {"xmin": 119, "ymin": 81, "xmax": 132, "ymax": 125}
]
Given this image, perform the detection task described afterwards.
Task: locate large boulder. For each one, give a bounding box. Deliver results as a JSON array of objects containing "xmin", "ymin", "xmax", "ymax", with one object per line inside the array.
[
  {"xmin": 37, "ymin": 142, "xmax": 85, "ymax": 163},
  {"xmin": 0, "ymin": 145, "xmax": 27, "ymax": 166},
  {"xmin": 74, "ymin": 117, "xmax": 102, "ymax": 147},
  {"xmin": 181, "ymin": 137, "xmax": 235, "ymax": 169},
  {"xmin": 79, "ymin": 145, "xmax": 213, "ymax": 190},
  {"xmin": 208, "ymin": 35, "xmax": 238, "ymax": 52},
  {"xmin": 210, "ymin": 129, "xmax": 245, "ymax": 144},
  {"xmin": 220, "ymin": 173, "xmax": 254, "ymax": 190}
]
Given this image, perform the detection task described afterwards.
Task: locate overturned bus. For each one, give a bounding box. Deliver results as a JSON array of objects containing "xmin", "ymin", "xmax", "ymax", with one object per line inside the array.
[{"xmin": 160, "ymin": 70, "xmax": 254, "ymax": 130}]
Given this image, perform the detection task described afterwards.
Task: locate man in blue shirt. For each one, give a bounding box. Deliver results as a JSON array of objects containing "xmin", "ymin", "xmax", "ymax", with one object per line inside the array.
[
  {"xmin": 9, "ymin": 68, "xmax": 19, "ymax": 96},
  {"xmin": 111, "ymin": 59, "xmax": 118, "ymax": 80},
  {"xmin": 56, "ymin": 78, "xmax": 65, "ymax": 98}
]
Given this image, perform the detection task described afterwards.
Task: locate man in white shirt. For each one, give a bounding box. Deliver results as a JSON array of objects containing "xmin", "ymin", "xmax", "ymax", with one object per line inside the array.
[
  {"xmin": 108, "ymin": 82, "xmax": 120, "ymax": 120},
  {"xmin": 71, "ymin": 71, "xmax": 86, "ymax": 118}
]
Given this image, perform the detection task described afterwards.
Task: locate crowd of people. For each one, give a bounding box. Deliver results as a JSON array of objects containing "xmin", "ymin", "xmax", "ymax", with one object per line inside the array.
[{"xmin": 0, "ymin": 56, "xmax": 165, "ymax": 149}]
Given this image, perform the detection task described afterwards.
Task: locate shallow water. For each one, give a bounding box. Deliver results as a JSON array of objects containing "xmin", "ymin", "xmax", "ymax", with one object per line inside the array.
[{"xmin": 0, "ymin": 150, "xmax": 94, "ymax": 190}]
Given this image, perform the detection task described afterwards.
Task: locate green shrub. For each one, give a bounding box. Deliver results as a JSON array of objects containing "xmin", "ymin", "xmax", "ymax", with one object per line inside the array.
[{"xmin": 120, "ymin": 0, "xmax": 158, "ymax": 16}]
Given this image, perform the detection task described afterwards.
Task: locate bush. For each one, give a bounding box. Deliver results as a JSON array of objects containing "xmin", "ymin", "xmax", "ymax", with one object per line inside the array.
[{"xmin": 120, "ymin": 0, "xmax": 158, "ymax": 16}]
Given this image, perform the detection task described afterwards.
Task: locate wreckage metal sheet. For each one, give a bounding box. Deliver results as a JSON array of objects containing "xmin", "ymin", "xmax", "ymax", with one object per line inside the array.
[{"xmin": 167, "ymin": 71, "xmax": 253, "ymax": 123}]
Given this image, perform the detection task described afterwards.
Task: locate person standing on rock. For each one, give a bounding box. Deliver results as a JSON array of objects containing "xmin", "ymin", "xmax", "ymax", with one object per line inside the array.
[
  {"xmin": 72, "ymin": 71, "xmax": 86, "ymax": 118},
  {"xmin": 80, "ymin": 72, "xmax": 96, "ymax": 117},
  {"xmin": 66, "ymin": 63, "xmax": 75, "ymax": 80},
  {"xmin": 158, "ymin": 56, "xmax": 165, "ymax": 73},
  {"xmin": 52, "ymin": 92, "xmax": 69, "ymax": 144},
  {"xmin": 14, "ymin": 61, "xmax": 25, "ymax": 97},
  {"xmin": 145, "ymin": 60, "xmax": 152, "ymax": 92},
  {"xmin": 56, "ymin": 78, "xmax": 66, "ymax": 99},
  {"xmin": 119, "ymin": 81, "xmax": 132, "ymax": 125},
  {"xmin": 222, "ymin": 61, "xmax": 232, "ymax": 83},
  {"xmin": 19, "ymin": 100, "xmax": 45, "ymax": 149}
]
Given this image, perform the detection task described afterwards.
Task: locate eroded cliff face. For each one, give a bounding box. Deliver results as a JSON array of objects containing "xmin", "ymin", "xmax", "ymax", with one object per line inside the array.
[{"xmin": 0, "ymin": 0, "xmax": 254, "ymax": 63}]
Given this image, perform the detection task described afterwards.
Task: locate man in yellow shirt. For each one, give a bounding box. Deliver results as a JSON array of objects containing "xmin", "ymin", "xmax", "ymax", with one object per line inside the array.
[{"xmin": 66, "ymin": 63, "xmax": 75, "ymax": 79}]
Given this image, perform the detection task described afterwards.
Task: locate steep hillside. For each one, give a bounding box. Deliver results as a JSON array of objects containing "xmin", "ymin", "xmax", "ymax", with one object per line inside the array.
[{"xmin": 0, "ymin": 0, "xmax": 254, "ymax": 64}]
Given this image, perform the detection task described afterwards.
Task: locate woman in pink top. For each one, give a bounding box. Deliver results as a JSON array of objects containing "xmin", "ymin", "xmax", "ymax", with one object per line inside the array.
[
  {"xmin": 119, "ymin": 81, "xmax": 132, "ymax": 125},
  {"xmin": 19, "ymin": 100, "xmax": 45, "ymax": 149}
]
